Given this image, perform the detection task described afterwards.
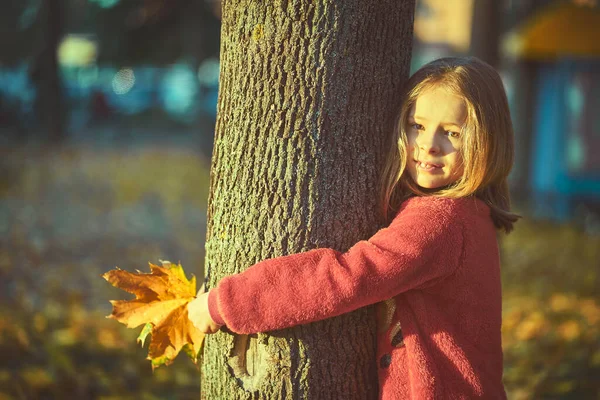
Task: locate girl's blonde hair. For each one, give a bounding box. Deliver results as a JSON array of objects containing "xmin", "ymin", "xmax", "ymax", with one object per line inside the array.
[{"xmin": 381, "ymin": 57, "xmax": 520, "ymax": 233}]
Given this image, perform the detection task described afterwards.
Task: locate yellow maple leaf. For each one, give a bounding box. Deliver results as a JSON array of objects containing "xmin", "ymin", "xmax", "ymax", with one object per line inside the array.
[{"xmin": 103, "ymin": 261, "xmax": 204, "ymax": 368}]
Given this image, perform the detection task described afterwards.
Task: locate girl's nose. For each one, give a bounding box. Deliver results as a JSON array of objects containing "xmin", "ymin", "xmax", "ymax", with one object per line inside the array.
[{"xmin": 416, "ymin": 132, "xmax": 440, "ymax": 154}]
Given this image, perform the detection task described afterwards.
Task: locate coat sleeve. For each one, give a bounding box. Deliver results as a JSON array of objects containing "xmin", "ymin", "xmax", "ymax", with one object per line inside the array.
[{"xmin": 210, "ymin": 199, "xmax": 465, "ymax": 334}]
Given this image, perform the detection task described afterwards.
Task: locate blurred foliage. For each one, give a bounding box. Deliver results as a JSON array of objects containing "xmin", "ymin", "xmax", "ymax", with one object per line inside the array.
[
  {"xmin": 0, "ymin": 144, "xmax": 210, "ymax": 399},
  {"xmin": 501, "ymin": 219, "xmax": 599, "ymax": 297},
  {"xmin": 0, "ymin": 0, "xmax": 220, "ymax": 67},
  {"xmin": 0, "ymin": 144, "xmax": 599, "ymax": 399},
  {"xmin": 501, "ymin": 218, "xmax": 600, "ymax": 399},
  {"xmin": 0, "ymin": 303, "xmax": 200, "ymax": 399}
]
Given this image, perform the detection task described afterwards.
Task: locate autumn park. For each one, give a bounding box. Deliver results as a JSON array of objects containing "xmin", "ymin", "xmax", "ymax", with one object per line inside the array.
[{"xmin": 1, "ymin": 0, "xmax": 599, "ymax": 399}]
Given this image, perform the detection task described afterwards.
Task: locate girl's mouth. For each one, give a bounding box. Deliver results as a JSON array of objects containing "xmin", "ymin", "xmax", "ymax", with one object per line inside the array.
[{"xmin": 415, "ymin": 160, "xmax": 443, "ymax": 172}]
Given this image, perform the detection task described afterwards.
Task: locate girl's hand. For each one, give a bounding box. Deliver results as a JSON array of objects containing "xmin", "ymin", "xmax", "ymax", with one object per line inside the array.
[{"xmin": 187, "ymin": 289, "xmax": 223, "ymax": 334}]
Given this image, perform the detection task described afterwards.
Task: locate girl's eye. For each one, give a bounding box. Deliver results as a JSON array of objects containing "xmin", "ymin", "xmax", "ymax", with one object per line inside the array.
[
  {"xmin": 411, "ymin": 123, "xmax": 424, "ymax": 131},
  {"xmin": 446, "ymin": 130, "xmax": 460, "ymax": 138}
]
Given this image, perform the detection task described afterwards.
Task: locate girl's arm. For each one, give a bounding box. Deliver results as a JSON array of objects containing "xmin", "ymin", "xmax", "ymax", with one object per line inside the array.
[{"xmin": 206, "ymin": 197, "xmax": 465, "ymax": 334}]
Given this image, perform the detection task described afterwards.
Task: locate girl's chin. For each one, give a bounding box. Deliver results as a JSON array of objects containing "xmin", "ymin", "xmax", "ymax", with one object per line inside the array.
[
  {"xmin": 414, "ymin": 180, "xmax": 457, "ymax": 192},
  {"xmin": 416, "ymin": 181, "xmax": 447, "ymax": 190}
]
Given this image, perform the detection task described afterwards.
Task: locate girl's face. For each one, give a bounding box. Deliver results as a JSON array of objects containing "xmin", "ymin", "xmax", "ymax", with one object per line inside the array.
[{"xmin": 406, "ymin": 86, "xmax": 467, "ymax": 190}]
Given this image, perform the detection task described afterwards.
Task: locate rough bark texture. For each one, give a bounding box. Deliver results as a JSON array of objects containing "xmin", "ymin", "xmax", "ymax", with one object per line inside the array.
[{"xmin": 202, "ymin": 1, "xmax": 414, "ymax": 399}]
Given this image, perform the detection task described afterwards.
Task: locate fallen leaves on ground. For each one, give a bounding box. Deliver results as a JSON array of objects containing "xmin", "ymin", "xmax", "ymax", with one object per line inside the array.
[{"xmin": 103, "ymin": 261, "xmax": 204, "ymax": 369}]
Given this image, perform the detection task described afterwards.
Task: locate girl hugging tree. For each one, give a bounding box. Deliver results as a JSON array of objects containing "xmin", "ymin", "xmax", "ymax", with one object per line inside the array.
[{"xmin": 189, "ymin": 57, "xmax": 519, "ymax": 400}]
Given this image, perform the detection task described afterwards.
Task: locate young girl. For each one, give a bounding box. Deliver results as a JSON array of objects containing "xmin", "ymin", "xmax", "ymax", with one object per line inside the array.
[{"xmin": 188, "ymin": 56, "xmax": 519, "ymax": 399}]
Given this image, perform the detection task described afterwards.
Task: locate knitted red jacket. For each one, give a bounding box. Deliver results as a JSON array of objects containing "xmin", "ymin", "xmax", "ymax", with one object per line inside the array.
[{"xmin": 208, "ymin": 196, "xmax": 507, "ymax": 399}]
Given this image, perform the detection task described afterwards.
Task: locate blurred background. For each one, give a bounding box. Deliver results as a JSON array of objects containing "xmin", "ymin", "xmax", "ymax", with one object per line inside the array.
[{"xmin": 0, "ymin": 0, "xmax": 598, "ymax": 399}]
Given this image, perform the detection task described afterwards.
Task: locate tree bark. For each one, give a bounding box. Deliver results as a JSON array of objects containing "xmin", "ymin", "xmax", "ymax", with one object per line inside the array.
[{"xmin": 201, "ymin": 1, "xmax": 414, "ymax": 399}]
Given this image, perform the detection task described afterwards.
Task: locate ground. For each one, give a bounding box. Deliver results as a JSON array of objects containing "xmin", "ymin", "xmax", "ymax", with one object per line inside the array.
[{"xmin": 0, "ymin": 131, "xmax": 598, "ymax": 399}]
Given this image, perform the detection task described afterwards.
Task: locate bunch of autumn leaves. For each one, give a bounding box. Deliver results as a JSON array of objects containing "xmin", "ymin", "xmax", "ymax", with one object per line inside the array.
[{"xmin": 103, "ymin": 261, "xmax": 205, "ymax": 369}]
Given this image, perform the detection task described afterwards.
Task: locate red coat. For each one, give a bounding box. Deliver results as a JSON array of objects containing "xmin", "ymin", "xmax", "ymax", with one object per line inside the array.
[{"xmin": 208, "ymin": 196, "xmax": 507, "ymax": 399}]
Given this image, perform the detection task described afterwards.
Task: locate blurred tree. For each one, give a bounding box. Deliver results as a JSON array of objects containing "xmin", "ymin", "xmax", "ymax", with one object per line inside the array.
[
  {"xmin": 1, "ymin": 0, "xmax": 220, "ymax": 141},
  {"xmin": 501, "ymin": 0, "xmax": 564, "ymax": 200},
  {"xmin": 31, "ymin": 0, "xmax": 66, "ymax": 143},
  {"xmin": 202, "ymin": 1, "xmax": 414, "ymax": 399},
  {"xmin": 0, "ymin": 0, "xmax": 66, "ymax": 141},
  {"xmin": 0, "ymin": 0, "xmax": 44, "ymax": 65},
  {"xmin": 92, "ymin": 0, "xmax": 221, "ymax": 66},
  {"xmin": 470, "ymin": 0, "xmax": 501, "ymax": 67}
]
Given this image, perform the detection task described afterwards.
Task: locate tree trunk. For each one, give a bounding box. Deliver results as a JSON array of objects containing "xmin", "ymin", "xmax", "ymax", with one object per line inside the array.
[
  {"xmin": 469, "ymin": 0, "xmax": 501, "ymax": 68},
  {"xmin": 508, "ymin": 60, "xmax": 537, "ymax": 203},
  {"xmin": 34, "ymin": 0, "xmax": 65, "ymax": 143},
  {"xmin": 202, "ymin": 1, "xmax": 415, "ymax": 399}
]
